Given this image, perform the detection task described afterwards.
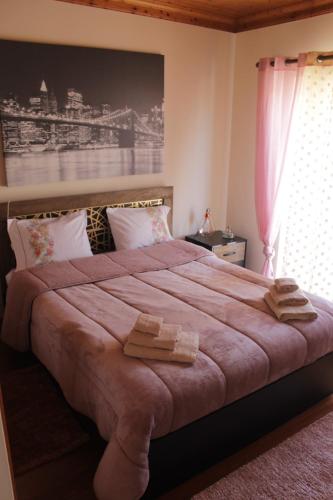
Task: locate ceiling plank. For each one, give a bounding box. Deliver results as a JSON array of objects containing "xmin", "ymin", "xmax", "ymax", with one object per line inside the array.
[
  {"xmin": 56, "ymin": 0, "xmax": 333, "ymax": 32},
  {"xmin": 56, "ymin": 0, "xmax": 236, "ymax": 32},
  {"xmin": 235, "ymin": 0, "xmax": 333, "ymax": 32}
]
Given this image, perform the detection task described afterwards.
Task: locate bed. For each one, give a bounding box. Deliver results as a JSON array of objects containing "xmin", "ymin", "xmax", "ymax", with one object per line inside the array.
[{"xmin": 0, "ymin": 186, "xmax": 332, "ymax": 500}]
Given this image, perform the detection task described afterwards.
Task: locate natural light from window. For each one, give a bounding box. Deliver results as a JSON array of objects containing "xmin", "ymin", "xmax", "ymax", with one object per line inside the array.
[{"xmin": 277, "ymin": 64, "xmax": 333, "ymax": 302}]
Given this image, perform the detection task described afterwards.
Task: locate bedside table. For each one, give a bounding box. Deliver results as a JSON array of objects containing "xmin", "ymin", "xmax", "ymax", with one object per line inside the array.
[{"xmin": 185, "ymin": 231, "xmax": 247, "ymax": 267}]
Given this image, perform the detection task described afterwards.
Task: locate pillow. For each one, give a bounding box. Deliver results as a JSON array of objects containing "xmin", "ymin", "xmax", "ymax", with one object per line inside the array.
[
  {"xmin": 7, "ymin": 210, "xmax": 93, "ymax": 271},
  {"xmin": 106, "ymin": 205, "xmax": 173, "ymax": 250}
]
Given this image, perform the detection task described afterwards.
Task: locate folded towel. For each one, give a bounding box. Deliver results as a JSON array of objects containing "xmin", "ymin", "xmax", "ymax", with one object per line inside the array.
[
  {"xmin": 124, "ymin": 331, "xmax": 199, "ymax": 364},
  {"xmin": 128, "ymin": 324, "xmax": 181, "ymax": 351},
  {"xmin": 264, "ymin": 292, "xmax": 318, "ymax": 322},
  {"xmin": 274, "ymin": 277, "xmax": 299, "ymax": 293},
  {"xmin": 134, "ymin": 313, "xmax": 163, "ymax": 336},
  {"xmin": 269, "ymin": 284, "xmax": 308, "ymax": 306}
]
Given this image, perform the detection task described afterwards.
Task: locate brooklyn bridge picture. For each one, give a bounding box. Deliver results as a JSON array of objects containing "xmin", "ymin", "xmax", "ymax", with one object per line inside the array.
[{"xmin": 0, "ymin": 40, "xmax": 164, "ymax": 186}]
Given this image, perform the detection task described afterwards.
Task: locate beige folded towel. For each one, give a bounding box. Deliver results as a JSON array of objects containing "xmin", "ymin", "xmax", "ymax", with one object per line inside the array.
[
  {"xmin": 269, "ymin": 284, "xmax": 308, "ymax": 306},
  {"xmin": 134, "ymin": 313, "xmax": 163, "ymax": 336},
  {"xmin": 274, "ymin": 277, "xmax": 299, "ymax": 293},
  {"xmin": 128, "ymin": 324, "xmax": 181, "ymax": 351},
  {"xmin": 264, "ymin": 292, "xmax": 318, "ymax": 322},
  {"xmin": 124, "ymin": 331, "xmax": 199, "ymax": 364}
]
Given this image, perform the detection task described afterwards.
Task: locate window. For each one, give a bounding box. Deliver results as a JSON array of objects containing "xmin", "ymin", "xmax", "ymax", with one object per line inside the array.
[{"xmin": 277, "ymin": 65, "xmax": 333, "ymax": 301}]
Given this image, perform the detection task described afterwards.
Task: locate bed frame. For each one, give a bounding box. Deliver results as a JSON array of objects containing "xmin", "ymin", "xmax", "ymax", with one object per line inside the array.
[
  {"xmin": 146, "ymin": 351, "xmax": 333, "ymax": 497},
  {"xmin": 0, "ymin": 186, "xmax": 332, "ymax": 498}
]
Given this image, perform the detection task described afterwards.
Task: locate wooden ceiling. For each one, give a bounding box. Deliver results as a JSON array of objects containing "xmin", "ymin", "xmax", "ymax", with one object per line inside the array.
[{"xmin": 57, "ymin": 0, "xmax": 333, "ymax": 32}]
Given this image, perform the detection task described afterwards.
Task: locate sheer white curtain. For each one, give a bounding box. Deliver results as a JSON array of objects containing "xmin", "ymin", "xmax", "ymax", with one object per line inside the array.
[
  {"xmin": 255, "ymin": 56, "xmax": 305, "ymax": 278},
  {"xmin": 277, "ymin": 59, "xmax": 333, "ymax": 301}
]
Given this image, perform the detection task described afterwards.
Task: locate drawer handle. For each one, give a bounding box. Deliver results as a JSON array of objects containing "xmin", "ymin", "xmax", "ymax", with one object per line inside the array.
[{"xmin": 223, "ymin": 251, "xmax": 237, "ymax": 256}]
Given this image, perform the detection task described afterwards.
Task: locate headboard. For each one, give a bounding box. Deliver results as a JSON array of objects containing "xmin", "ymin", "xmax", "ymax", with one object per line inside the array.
[{"xmin": 0, "ymin": 186, "xmax": 173, "ymax": 307}]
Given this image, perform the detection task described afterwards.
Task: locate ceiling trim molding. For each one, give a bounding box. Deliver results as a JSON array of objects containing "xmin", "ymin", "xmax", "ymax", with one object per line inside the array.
[{"xmin": 56, "ymin": 0, "xmax": 333, "ymax": 33}]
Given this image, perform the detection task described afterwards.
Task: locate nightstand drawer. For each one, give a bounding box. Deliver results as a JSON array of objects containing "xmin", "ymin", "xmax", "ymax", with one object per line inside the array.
[
  {"xmin": 185, "ymin": 231, "xmax": 247, "ymax": 267},
  {"xmin": 213, "ymin": 241, "xmax": 246, "ymax": 263}
]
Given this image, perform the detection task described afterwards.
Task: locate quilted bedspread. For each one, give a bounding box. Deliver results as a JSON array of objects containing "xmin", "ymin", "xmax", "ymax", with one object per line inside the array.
[{"xmin": 2, "ymin": 240, "xmax": 333, "ymax": 500}]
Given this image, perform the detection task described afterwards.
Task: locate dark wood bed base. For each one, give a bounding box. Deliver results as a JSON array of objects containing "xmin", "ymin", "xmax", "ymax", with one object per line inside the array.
[{"xmin": 146, "ymin": 351, "xmax": 333, "ymax": 498}]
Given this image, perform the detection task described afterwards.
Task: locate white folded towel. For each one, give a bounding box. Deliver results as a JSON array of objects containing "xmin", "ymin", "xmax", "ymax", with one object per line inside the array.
[
  {"xmin": 274, "ymin": 277, "xmax": 299, "ymax": 294},
  {"xmin": 264, "ymin": 292, "xmax": 318, "ymax": 322},
  {"xmin": 134, "ymin": 313, "xmax": 163, "ymax": 336},
  {"xmin": 124, "ymin": 331, "xmax": 199, "ymax": 364},
  {"xmin": 128, "ymin": 324, "xmax": 181, "ymax": 351},
  {"xmin": 269, "ymin": 284, "xmax": 308, "ymax": 306}
]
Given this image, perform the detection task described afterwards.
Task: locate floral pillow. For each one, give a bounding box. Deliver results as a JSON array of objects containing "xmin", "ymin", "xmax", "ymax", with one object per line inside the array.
[
  {"xmin": 8, "ymin": 210, "xmax": 93, "ymax": 271},
  {"xmin": 26, "ymin": 221, "xmax": 55, "ymax": 265},
  {"xmin": 106, "ymin": 205, "xmax": 173, "ymax": 250}
]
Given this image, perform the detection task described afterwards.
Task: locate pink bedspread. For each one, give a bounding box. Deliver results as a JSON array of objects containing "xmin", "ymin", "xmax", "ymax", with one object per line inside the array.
[{"xmin": 2, "ymin": 240, "xmax": 333, "ymax": 500}]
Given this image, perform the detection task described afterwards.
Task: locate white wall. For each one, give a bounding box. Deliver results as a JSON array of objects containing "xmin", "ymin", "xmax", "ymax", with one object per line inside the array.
[
  {"xmin": 0, "ymin": 0, "xmax": 235, "ymax": 238},
  {"xmin": 228, "ymin": 13, "xmax": 333, "ymax": 272},
  {"xmin": 2, "ymin": 2, "xmax": 333, "ymax": 269}
]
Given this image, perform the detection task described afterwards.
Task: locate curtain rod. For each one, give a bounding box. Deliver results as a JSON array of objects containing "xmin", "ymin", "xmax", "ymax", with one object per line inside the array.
[{"xmin": 255, "ymin": 53, "xmax": 333, "ymax": 68}]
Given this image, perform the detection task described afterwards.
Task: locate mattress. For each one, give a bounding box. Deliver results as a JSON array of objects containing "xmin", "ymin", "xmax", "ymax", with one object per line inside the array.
[{"xmin": 2, "ymin": 240, "xmax": 333, "ymax": 500}]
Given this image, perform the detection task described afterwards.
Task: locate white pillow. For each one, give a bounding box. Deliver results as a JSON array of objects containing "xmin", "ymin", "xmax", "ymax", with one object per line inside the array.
[
  {"xmin": 106, "ymin": 205, "xmax": 173, "ymax": 250},
  {"xmin": 8, "ymin": 210, "xmax": 93, "ymax": 270}
]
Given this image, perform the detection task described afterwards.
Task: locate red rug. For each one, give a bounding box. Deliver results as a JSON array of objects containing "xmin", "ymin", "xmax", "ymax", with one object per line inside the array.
[
  {"xmin": 193, "ymin": 411, "xmax": 333, "ymax": 499},
  {"xmin": 1, "ymin": 364, "xmax": 90, "ymax": 476}
]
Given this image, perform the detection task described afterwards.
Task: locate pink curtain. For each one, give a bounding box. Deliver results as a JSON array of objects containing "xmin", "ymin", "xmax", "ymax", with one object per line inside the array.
[{"xmin": 255, "ymin": 55, "xmax": 305, "ymax": 277}]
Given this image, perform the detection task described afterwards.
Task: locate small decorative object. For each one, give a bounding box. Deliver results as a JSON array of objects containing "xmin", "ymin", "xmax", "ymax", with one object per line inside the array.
[
  {"xmin": 198, "ymin": 208, "xmax": 215, "ymax": 235},
  {"xmin": 222, "ymin": 225, "xmax": 234, "ymax": 239}
]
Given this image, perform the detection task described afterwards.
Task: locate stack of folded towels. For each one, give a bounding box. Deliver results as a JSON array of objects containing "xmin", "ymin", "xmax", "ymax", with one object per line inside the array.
[
  {"xmin": 124, "ymin": 313, "xmax": 199, "ymax": 364},
  {"xmin": 264, "ymin": 277, "xmax": 318, "ymax": 321}
]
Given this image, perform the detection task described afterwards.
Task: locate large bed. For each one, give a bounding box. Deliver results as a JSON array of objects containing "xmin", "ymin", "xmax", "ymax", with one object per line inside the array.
[{"xmin": 1, "ymin": 186, "xmax": 333, "ymax": 500}]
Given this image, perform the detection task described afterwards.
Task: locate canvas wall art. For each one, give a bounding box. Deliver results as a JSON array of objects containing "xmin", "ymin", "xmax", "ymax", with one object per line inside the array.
[{"xmin": 0, "ymin": 40, "xmax": 164, "ymax": 186}]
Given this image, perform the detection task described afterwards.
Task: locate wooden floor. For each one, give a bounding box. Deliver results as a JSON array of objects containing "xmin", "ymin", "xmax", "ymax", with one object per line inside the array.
[{"xmin": 1, "ymin": 341, "xmax": 332, "ymax": 500}]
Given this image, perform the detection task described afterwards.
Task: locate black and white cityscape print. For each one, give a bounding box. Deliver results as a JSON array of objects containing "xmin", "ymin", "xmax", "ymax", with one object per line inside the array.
[{"xmin": 0, "ymin": 40, "xmax": 164, "ymax": 186}]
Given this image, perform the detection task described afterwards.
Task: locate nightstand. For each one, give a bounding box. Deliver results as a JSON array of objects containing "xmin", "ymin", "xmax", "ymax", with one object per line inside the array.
[{"xmin": 185, "ymin": 231, "xmax": 247, "ymax": 267}]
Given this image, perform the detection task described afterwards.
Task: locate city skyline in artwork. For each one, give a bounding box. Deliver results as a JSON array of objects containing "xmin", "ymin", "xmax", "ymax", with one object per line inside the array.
[{"xmin": 0, "ymin": 39, "xmax": 164, "ymax": 186}]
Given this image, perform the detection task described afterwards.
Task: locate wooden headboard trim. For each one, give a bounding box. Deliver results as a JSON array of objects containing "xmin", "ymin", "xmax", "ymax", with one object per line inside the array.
[{"xmin": 0, "ymin": 186, "xmax": 173, "ymax": 219}]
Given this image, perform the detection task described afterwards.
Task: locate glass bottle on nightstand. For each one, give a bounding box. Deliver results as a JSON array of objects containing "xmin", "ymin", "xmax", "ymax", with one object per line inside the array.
[{"xmin": 198, "ymin": 208, "xmax": 215, "ymax": 235}]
